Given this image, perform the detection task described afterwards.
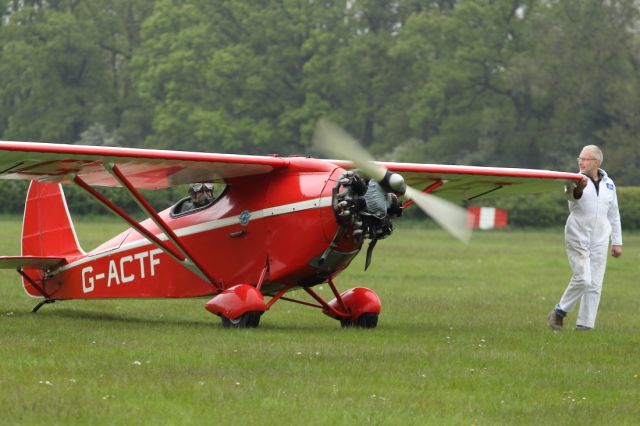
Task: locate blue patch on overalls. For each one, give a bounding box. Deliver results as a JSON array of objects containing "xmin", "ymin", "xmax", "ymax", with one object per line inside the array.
[{"xmin": 606, "ymin": 183, "xmax": 614, "ymax": 190}]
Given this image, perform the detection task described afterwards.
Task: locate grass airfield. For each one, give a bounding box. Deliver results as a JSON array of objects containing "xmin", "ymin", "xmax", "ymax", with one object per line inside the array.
[{"xmin": 1, "ymin": 217, "xmax": 639, "ymax": 424}]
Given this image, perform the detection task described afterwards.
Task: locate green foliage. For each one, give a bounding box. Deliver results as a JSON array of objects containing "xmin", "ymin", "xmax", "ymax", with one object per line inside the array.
[
  {"xmin": 0, "ymin": 0, "xmax": 154, "ymax": 144},
  {"xmin": 618, "ymin": 187, "xmax": 640, "ymax": 231},
  {"xmin": 0, "ymin": 9, "xmax": 108, "ymax": 142},
  {"xmin": 133, "ymin": 0, "xmax": 343, "ymax": 154},
  {"xmin": 0, "ymin": 180, "xmax": 30, "ymax": 214}
]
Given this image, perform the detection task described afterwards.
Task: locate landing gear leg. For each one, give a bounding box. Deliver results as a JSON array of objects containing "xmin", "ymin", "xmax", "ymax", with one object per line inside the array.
[{"xmin": 322, "ymin": 285, "xmax": 381, "ymax": 329}]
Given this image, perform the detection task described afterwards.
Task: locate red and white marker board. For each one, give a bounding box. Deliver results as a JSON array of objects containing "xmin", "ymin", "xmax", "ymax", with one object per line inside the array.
[{"xmin": 468, "ymin": 207, "xmax": 508, "ymax": 229}]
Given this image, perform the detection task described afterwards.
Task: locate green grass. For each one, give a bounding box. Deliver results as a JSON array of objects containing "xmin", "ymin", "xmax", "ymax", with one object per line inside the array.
[{"xmin": 1, "ymin": 216, "xmax": 639, "ymax": 425}]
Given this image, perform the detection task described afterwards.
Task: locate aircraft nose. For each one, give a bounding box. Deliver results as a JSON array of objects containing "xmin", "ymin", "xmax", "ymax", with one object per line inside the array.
[{"xmin": 387, "ymin": 172, "xmax": 406, "ymax": 195}]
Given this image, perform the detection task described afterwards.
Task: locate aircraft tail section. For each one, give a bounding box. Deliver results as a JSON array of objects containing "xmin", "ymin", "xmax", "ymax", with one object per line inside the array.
[{"xmin": 20, "ymin": 181, "xmax": 84, "ymax": 296}]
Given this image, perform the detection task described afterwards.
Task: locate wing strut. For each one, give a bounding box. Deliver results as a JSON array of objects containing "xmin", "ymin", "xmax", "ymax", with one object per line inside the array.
[
  {"xmin": 107, "ymin": 164, "xmax": 219, "ymax": 287},
  {"xmin": 72, "ymin": 171, "xmax": 221, "ymax": 290},
  {"xmin": 467, "ymin": 184, "xmax": 504, "ymax": 201}
]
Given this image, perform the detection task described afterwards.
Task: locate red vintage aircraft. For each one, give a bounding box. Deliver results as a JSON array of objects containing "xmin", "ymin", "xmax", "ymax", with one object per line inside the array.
[{"xmin": 0, "ymin": 121, "xmax": 582, "ymax": 328}]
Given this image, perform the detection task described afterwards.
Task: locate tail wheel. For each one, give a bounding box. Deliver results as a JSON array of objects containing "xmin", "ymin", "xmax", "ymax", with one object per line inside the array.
[
  {"xmin": 340, "ymin": 312, "xmax": 379, "ymax": 329},
  {"xmin": 221, "ymin": 311, "xmax": 262, "ymax": 329}
]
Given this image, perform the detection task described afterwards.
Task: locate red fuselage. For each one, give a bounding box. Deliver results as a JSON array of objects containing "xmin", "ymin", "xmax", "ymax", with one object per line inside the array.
[{"xmin": 41, "ymin": 158, "xmax": 361, "ymax": 300}]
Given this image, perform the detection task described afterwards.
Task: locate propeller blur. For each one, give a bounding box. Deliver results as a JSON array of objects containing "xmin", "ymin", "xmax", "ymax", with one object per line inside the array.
[{"xmin": 313, "ymin": 118, "xmax": 472, "ymax": 243}]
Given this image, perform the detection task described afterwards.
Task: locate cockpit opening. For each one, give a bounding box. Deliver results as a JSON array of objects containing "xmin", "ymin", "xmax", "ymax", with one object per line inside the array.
[{"xmin": 171, "ymin": 182, "xmax": 224, "ymax": 217}]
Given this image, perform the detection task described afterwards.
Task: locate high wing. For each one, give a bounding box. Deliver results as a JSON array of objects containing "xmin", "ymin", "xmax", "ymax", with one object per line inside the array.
[
  {"xmin": 0, "ymin": 141, "xmax": 581, "ymax": 198},
  {"xmin": 0, "ymin": 141, "xmax": 289, "ymax": 189},
  {"xmin": 331, "ymin": 160, "xmax": 582, "ymax": 203}
]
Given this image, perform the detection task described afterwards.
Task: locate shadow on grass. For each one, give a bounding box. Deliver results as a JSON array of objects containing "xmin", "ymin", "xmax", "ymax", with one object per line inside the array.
[
  {"xmin": 18, "ymin": 306, "xmax": 338, "ymax": 332},
  {"xmin": 29, "ymin": 307, "xmax": 216, "ymax": 330}
]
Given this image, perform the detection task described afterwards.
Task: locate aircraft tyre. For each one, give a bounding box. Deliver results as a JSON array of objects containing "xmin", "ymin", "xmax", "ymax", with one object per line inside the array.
[
  {"xmin": 340, "ymin": 312, "xmax": 378, "ymax": 329},
  {"xmin": 222, "ymin": 311, "xmax": 262, "ymax": 329}
]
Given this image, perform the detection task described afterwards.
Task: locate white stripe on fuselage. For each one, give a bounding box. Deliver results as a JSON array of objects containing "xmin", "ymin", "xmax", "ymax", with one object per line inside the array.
[{"xmin": 56, "ymin": 196, "xmax": 333, "ymax": 273}]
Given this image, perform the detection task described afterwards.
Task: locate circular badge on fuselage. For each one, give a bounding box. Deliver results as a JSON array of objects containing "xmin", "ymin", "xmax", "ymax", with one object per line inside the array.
[{"xmin": 239, "ymin": 210, "xmax": 251, "ymax": 226}]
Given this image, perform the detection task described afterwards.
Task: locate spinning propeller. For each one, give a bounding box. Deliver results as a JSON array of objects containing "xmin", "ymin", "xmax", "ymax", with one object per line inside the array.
[{"xmin": 313, "ymin": 119, "xmax": 472, "ymax": 244}]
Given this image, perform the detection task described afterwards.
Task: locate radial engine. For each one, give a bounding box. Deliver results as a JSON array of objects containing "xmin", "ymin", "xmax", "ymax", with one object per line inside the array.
[{"xmin": 330, "ymin": 170, "xmax": 404, "ymax": 269}]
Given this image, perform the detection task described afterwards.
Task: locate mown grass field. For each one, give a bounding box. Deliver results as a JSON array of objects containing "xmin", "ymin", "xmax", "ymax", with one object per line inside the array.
[{"xmin": 1, "ymin": 216, "xmax": 639, "ymax": 425}]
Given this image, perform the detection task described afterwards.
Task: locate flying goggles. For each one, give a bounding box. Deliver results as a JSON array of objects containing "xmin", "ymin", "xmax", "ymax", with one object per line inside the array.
[{"xmin": 190, "ymin": 183, "xmax": 213, "ymax": 193}]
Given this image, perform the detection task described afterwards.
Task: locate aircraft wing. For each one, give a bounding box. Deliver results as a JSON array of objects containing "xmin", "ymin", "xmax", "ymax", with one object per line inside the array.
[
  {"xmin": 0, "ymin": 141, "xmax": 289, "ymax": 189},
  {"xmin": 331, "ymin": 160, "xmax": 582, "ymax": 202}
]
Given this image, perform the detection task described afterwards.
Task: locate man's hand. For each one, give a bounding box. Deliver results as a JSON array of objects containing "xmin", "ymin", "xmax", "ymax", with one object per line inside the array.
[
  {"xmin": 612, "ymin": 245, "xmax": 622, "ymax": 258},
  {"xmin": 572, "ymin": 176, "xmax": 588, "ymax": 198},
  {"xmin": 576, "ymin": 176, "xmax": 588, "ymax": 191}
]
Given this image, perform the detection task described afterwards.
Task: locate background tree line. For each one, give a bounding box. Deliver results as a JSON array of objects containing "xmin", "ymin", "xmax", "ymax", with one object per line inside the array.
[{"xmin": 1, "ymin": 0, "xmax": 640, "ymax": 188}]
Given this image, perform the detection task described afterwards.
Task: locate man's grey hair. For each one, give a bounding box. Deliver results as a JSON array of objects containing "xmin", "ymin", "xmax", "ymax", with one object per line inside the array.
[{"xmin": 583, "ymin": 145, "xmax": 603, "ymax": 162}]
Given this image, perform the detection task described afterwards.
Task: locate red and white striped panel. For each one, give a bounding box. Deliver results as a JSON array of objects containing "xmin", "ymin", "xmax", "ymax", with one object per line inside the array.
[{"xmin": 468, "ymin": 207, "xmax": 508, "ymax": 229}]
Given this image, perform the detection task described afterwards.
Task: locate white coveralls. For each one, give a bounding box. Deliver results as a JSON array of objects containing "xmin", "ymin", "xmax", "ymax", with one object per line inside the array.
[{"xmin": 557, "ymin": 169, "xmax": 622, "ymax": 328}]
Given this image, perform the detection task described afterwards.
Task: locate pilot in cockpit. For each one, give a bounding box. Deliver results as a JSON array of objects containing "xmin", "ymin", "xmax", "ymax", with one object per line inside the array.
[{"xmin": 175, "ymin": 182, "xmax": 214, "ymax": 214}]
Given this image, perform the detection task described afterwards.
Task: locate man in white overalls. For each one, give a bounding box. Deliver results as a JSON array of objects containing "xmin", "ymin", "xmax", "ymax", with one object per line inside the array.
[{"xmin": 548, "ymin": 145, "xmax": 622, "ymax": 331}]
